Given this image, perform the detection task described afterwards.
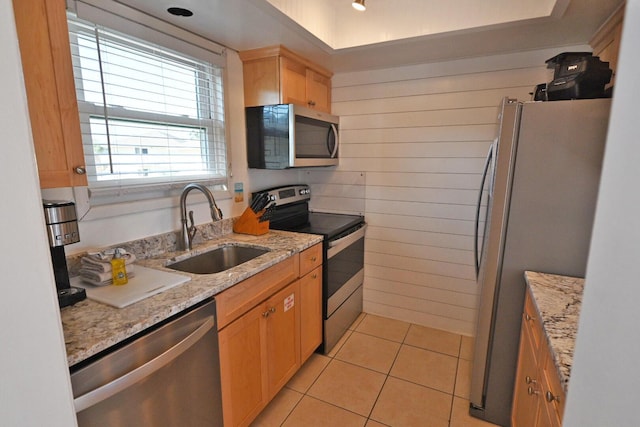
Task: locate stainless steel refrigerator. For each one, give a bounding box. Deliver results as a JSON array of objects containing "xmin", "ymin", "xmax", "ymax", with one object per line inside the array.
[{"xmin": 469, "ymin": 97, "xmax": 611, "ymax": 426}]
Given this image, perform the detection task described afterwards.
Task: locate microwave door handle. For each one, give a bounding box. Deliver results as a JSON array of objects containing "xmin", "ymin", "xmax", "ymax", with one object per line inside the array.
[{"xmin": 328, "ymin": 124, "xmax": 339, "ymax": 158}]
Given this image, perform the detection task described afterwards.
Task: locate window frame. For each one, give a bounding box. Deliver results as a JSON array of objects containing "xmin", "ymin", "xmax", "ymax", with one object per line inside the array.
[{"xmin": 65, "ymin": 2, "xmax": 232, "ymax": 207}]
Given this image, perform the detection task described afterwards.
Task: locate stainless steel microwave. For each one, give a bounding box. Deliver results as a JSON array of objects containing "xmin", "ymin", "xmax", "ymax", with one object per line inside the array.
[{"xmin": 246, "ymin": 104, "xmax": 339, "ymax": 169}]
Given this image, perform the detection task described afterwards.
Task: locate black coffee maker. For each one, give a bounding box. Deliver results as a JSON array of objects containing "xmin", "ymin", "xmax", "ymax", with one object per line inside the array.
[{"xmin": 43, "ymin": 200, "xmax": 86, "ymax": 307}]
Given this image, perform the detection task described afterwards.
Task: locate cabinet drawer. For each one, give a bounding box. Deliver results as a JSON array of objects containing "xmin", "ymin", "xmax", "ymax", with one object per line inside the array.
[
  {"xmin": 524, "ymin": 290, "xmax": 543, "ymax": 351},
  {"xmin": 512, "ymin": 320, "xmax": 541, "ymax": 427},
  {"xmin": 541, "ymin": 343, "xmax": 566, "ymax": 423},
  {"xmin": 216, "ymin": 255, "xmax": 299, "ymax": 330},
  {"xmin": 300, "ymin": 244, "xmax": 322, "ymax": 276}
]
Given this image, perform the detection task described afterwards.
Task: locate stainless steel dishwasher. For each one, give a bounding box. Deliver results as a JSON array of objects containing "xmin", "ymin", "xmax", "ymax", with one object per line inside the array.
[{"xmin": 70, "ymin": 298, "xmax": 223, "ymax": 427}]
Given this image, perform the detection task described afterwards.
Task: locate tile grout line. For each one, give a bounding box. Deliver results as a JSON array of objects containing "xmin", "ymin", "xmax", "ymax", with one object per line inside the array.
[
  {"xmin": 266, "ymin": 314, "xmax": 477, "ymax": 427},
  {"xmin": 279, "ymin": 313, "xmax": 369, "ymax": 426},
  {"xmin": 361, "ymin": 331, "xmax": 406, "ymax": 424},
  {"xmin": 447, "ymin": 335, "xmax": 464, "ymax": 427}
]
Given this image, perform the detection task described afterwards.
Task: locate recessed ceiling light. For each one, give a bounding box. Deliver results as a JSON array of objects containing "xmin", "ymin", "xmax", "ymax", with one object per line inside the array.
[
  {"xmin": 352, "ymin": 0, "xmax": 366, "ymax": 11},
  {"xmin": 167, "ymin": 7, "xmax": 193, "ymax": 17}
]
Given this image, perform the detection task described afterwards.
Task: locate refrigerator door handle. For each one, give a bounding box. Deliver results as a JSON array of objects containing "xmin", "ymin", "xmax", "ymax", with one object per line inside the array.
[{"xmin": 474, "ymin": 144, "xmax": 494, "ymax": 279}]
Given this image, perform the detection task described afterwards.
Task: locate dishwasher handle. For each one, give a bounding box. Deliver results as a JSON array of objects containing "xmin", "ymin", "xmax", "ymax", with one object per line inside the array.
[{"xmin": 74, "ymin": 316, "xmax": 215, "ymax": 413}]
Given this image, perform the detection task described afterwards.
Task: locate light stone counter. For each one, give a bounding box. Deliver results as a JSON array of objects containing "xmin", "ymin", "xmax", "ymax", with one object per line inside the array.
[
  {"xmin": 524, "ymin": 271, "xmax": 584, "ymax": 393},
  {"xmin": 62, "ymin": 230, "xmax": 323, "ymax": 367}
]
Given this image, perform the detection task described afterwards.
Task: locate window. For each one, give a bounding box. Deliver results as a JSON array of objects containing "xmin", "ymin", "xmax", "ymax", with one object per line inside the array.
[{"xmin": 67, "ymin": 15, "xmax": 228, "ymax": 201}]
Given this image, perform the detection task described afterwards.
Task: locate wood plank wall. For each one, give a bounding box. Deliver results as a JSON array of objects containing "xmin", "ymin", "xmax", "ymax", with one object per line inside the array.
[{"xmin": 306, "ymin": 46, "xmax": 589, "ymax": 336}]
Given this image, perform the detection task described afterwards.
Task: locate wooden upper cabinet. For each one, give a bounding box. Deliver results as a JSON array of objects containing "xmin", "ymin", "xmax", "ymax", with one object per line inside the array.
[
  {"xmin": 239, "ymin": 45, "xmax": 333, "ymax": 113},
  {"xmin": 13, "ymin": 0, "xmax": 87, "ymax": 189},
  {"xmin": 280, "ymin": 56, "xmax": 308, "ymax": 106},
  {"xmin": 590, "ymin": 4, "xmax": 625, "ymax": 90}
]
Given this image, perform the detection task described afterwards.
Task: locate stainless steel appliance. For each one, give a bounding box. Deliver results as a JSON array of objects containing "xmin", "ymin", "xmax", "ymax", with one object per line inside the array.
[
  {"xmin": 245, "ymin": 104, "xmax": 339, "ymax": 169},
  {"xmin": 253, "ymin": 185, "xmax": 365, "ymax": 353},
  {"xmin": 43, "ymin": 200, "xmax": 86, "ymax": 307},
  {"xmin": 70, "ymin": 298, "xmax": 223, "ymax": 427},
  {"xmin": 469, "ymin": 98, "xmax": 611, "ymax": 425}
]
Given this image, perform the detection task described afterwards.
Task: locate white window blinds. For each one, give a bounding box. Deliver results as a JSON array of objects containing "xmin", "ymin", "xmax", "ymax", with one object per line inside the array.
[{"xmin": 67, "ymin": 15, "xmax": 228, "ymax": 199}]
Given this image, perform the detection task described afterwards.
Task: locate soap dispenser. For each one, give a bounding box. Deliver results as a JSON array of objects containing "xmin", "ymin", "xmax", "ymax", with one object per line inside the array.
[{"xmin": 111, "ymin": 248, "xmax": 128, "ymax": 286}]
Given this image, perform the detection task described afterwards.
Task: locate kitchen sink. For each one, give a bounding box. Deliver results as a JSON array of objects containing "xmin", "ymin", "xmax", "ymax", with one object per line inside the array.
[{"xmin": 166, "ymin": 245, "xmax": 270, "ymax": 274}]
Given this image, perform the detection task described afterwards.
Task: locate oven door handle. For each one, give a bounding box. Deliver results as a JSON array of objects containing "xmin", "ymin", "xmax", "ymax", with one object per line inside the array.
[{"xmin": 327, "ymin": 224, "xmax": 367, "ymax": 259}]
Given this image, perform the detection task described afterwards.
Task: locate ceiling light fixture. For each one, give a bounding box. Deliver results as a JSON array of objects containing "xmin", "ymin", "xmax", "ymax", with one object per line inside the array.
[{"xmin": 352, "ymin": 0, "xmax": 366, "ymax": 11}]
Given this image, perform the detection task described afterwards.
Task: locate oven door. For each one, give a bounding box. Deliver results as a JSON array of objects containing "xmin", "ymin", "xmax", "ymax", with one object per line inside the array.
[{"xmin": 324, "ymin": 224, "xmax": 366, "ymax": 352}]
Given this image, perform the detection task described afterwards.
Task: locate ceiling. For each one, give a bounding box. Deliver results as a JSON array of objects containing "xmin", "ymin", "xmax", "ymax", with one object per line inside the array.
[
  {"xmin": 109, "ymin": 0, "xmax": 625, "ymax": 72},
  {"xmin": 265, "ymin": 0, "xmax": 567, "ymax": 50}
]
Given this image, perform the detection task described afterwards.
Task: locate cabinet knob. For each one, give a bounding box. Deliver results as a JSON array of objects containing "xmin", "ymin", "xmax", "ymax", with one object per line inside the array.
[
  {"xmin": 527, "ymin": 386, "xmax": 540, "ymax": 396},
  {"xmin": 308, "ymin": 100, "xmax": 316, "ymax": 107},
  {"xmin": 311, "ymin": 256, "xmax": 317, "ymax": 262},
  {"xmin": 525, "ymin": 313, "xmax": 535, "ymax": 322},
  {"xmin": 74, "ymin": 166, "xmax": 87, "ymax": 175},
  {"xmin": 262, "ymin": 306, "xmax": 276, "ymax": 317},
  {"xmin": 525, "ymin": 376, "xmax": 537, "ymax": 385},
  {"xmin": 545, "ymin": 391, "xmax": 560, "ymax": 403},
  {"xmin": 311, "ymin": 273, "xmax": 317, "ymax": 279}
]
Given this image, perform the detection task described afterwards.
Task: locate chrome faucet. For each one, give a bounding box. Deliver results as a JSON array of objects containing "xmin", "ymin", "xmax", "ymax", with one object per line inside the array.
[{"xmin": 179, "ymin": 183, "xmax": 223, "ymax": 251}]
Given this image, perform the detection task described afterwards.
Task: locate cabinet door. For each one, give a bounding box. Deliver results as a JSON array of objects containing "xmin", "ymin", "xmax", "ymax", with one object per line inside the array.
[
  {"xmin": 265, "ymin": 280, "xmax": 300, "ymax": 396},
  {"xmin": 511, "ymin": 321, "xmax": 540, "ymax": 427},
  {"xmin": 540, "ymin": 343, "xmax": 565, "ymax": 426},
  {"xmin": 13, "ymin": 0, "xmax": 87, "ymax": 188},
  {"xmin": 218, "ymin": 303, "xmax": 268, "ymax": 427},
  {"xmin": 306, "ymin": 69, "xmax": 332, "ymax": 113},
  {"xmin": 300, "ymin": 267, "xmax": 322, "ymax": 361},
  {"xmin": 242, "ymin": 56, "xmax": 281, "ymax": 107},
  {"xmin": 280, "ymin": 56, "xmax": 307, "ymax": 107},
  {"xmin": 536, "ymin": 397, "xmax": 561, "ymax": 427}
]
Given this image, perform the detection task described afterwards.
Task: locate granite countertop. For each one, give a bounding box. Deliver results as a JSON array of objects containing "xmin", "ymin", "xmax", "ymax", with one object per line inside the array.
[
  {"xmin": 524, "ymin": 271, "xmax": 584, "ymax": 393},
  {"xmin": 62, "ymin": 230, "xmax": 323, "ymax": 367}
]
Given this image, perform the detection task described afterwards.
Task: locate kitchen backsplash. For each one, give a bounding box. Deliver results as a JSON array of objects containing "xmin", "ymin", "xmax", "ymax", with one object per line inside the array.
[{"xmin": 66, "ymin": 218, "xmax": 235, "ymax": 276}]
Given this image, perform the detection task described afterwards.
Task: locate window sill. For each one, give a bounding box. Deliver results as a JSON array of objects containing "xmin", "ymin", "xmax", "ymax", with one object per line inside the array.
[{"xmin": 41, "ymin": 185, "xmax": 232, "ymax": 222}]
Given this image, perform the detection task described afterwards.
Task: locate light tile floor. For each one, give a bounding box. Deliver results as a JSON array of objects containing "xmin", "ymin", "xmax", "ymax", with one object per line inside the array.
[{"xmin": 250, "ymin": 313, "xmax": 501, "ymax": 427}]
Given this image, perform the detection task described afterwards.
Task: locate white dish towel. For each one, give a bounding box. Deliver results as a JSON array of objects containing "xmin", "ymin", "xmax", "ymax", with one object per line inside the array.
[{"xmin": 79, "ymin": 248, "xmax": 137, "ymax": 286}]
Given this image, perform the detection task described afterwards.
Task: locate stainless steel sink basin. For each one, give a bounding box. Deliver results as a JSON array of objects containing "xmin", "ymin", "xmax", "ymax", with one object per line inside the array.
[{"xmin": 166, "ymin": 245, "xmax": 269, "ymax": 274}]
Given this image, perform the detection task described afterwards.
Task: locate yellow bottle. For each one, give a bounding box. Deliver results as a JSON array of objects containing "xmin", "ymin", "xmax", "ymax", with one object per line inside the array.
[{"xmin": 111, "ymin": 248, "xmax": 128, "ymax": 286}]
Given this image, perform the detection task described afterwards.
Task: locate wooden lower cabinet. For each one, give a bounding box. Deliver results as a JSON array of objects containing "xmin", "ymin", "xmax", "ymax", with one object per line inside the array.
[
  {"xmin": 512, "ymin": 289, "xmax": 565, "ymax": 427},
  {"xmin": 218, "ymin": 244, "xmax": 323, "ymax": 427},
  {"xmin": 300, "ymin": 266, "xmax": 322, "ymax": 361},
  {"xmin": 219, "ymin": 279, "xmax": 300, "ymax": 427},
  {"xmin": 265, "ymin": 281, "xmax": 301, "ymax": 396},
  {"xmin": 512, "ymin": 321, "xmax": 540, "ymax": 427},
  {"xmin": 218, "ymin": 303, "xmax": 267, "ymax": 427}
]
